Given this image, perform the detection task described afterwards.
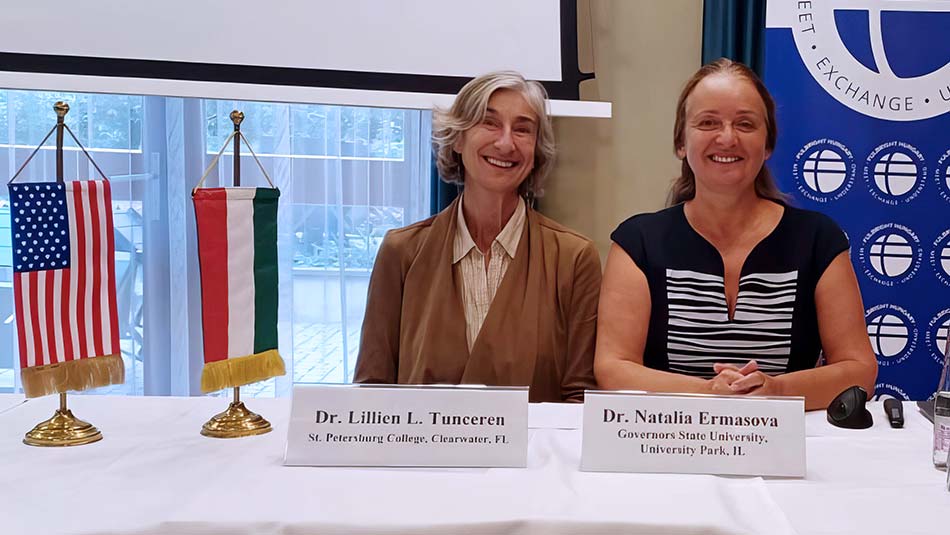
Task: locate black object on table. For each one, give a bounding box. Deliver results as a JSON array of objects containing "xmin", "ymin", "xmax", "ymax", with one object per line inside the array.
[{"xmin": 827, "ymin": 386, "xmax": 873, "ymax": 429}]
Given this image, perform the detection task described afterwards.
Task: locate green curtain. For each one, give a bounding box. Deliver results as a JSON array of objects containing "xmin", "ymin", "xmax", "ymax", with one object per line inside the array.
[{"xmin": 702, "ymin": 0, "xmax": 767, "ymax": 76}]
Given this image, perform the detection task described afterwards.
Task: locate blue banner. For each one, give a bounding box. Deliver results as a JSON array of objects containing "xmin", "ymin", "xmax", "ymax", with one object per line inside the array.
[{"xmin": 764, "ymin": 2, "xmax": 950, "ymax": 400}]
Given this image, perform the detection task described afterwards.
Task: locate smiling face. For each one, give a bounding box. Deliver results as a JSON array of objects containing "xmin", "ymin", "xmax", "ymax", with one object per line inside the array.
[
  {"xmin": 676, "ymin": 73, "xmax": 771, "ymax": 196},
  {"xmin": 453, "ymin": 88, "xmax": 538, "ymax": 196}
]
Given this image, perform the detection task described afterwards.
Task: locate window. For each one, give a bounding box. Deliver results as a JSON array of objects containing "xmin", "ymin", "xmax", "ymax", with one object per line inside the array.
[
  {"xmin": 206, "ymin": 101, "xmax": 406, "ymax": 160},
  {"xmin": 0, "ymin": 90, "xmax": 146, "ymax": 394},
  {"xmin": 199, "ymin": 99, "xmax": 430, "ymax": 396},
  {"xmin": 0, "ymin": 91, "xmax": 142, "ymax": 151},
  {"xmin": 0, "ymin": 89, "xmax": 431, "ymax": 397}
]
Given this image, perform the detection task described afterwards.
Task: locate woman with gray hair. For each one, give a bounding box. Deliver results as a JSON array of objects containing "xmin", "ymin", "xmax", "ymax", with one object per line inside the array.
[{"xmin": 354, "ymin": 71, "xmax": 600, "ymax": 402}]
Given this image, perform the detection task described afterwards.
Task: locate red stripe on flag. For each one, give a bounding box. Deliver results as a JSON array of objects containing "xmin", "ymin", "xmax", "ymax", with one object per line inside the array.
[
  {"xmin": 44, "ymin": 269, "xmax": 57, "ymax": 364},
  {"xmin": 28, "ymin": 271, "xmax": 42, "ymax": 364},
  {"xmin": 60, "ymin": 268, "xmax": 75, "ymax": 362},
  {"xmin": 101, "ymin": 181, "xmax": 120, "ymax": 352},
  {"xmin": 87, "ymin": 181, "xmax": 104, "ymax": 357},
  {"xmin": 73, "ymin": 182, "xmax": 89, "ymax": 359},
  {"xmin": 13, "ymin": 274, "xmax": 27, "ymax": 368},
  {"xmin": 194, "ymin": 188, "xmax": 230, "ymax": 362}
]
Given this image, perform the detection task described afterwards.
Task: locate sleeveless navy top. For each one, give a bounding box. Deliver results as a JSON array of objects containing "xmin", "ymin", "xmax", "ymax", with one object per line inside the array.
[{"xmin": 610, "ymin": 203, "xmax": 849, "ymax": 378}]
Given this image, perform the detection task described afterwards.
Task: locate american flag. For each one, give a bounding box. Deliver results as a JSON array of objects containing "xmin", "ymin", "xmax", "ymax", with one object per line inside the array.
[{"xmin": 10, "ymin": 180, "xmax": 119, "ymax": 370}]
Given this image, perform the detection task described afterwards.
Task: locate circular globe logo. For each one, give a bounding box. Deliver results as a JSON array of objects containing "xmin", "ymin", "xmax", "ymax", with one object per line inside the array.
[
  {"xmin": 807, "ymin": 149, "xmax": 847, "ymax": 192},
  {"xmin": 936, "ymin": 148, "xmax": 950, "ymax": 204},
  {"xmin": 864, "ymin": 141, "xmax": 927, "ymax": 204},
  {"xmin": 868, "ymin": 313, "xmax": 908, "ymax": 357},
  {"xmin": 775, "ymin": 4, "xmax": 950, "ymax": 121},
  {"xmin": 936, "ymin": 320, "xmax": 950, "ymax": 357},
  {"xmin": 927, "ymin": 308, "xmax": 950, "ymax": 365},
  {"xmin": 859, "ymin": 223, "xmax": 922, "ymax": 286},
  {"xmin": 870, "ymin": 234, "xmax": 912, "ymax": 276},
  {"xmin": 931, "ymin": 229, "xmax": 950, "ymax": 287},
  {"xmin": 793, "ymin": 139, "xmax": 854, "ymax": 202},
  {"xmin": 874, "ymin": 152, "xmax": 917, "ymax": 195},
  {"xmin": 866, "ymin": 304, "xmax": 917, "ymax": 367}
]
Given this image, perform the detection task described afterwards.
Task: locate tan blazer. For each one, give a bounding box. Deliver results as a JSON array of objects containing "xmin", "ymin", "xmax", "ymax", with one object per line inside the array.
[{"xmin": 354, "ymin": 197, "xmax": 600, "ymax": 402}]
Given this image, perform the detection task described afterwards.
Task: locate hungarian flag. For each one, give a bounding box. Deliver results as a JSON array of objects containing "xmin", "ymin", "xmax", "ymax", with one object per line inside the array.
[
  {"xmin": 193, "ymin": 187, "xmax": 284, "ymax": 393},
  {"xmin": 9, "ymin": 180, "xmax": 124, "ymax": 398}
]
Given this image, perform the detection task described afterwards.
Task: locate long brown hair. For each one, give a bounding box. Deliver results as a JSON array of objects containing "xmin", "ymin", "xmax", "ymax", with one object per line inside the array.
[{"xmin": 667, "ymin": 58, "xmax": 788, "ymax": 206}]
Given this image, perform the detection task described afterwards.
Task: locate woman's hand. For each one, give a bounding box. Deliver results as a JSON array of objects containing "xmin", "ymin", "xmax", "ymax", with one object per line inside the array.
[
  {"xmin": 706, "ymin": 360, "xmax": 757, "ymax": 394},
  {"xmin": 734, "ymin": 371, "xmax": 784, "ymax": 396},
  {"xmin": 706, "ymin": 369, "xmax": 745, "ymax": 394},
  {"xmin": 711, "ymin": 360, "xmax": 784, "ymax": 396}
]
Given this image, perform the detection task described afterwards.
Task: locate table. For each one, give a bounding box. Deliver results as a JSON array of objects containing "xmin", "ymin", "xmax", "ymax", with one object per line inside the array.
[
  {"xmin": 0, "ymin": 395, "xmax": 943, "ymax": 534},
  {"xmin": 770, "ymin": 401, "xmax": 945, "ymax": 534},
  {"xmin": 0, "ymin": 393, "xmax": 26, "ymax": 414}
]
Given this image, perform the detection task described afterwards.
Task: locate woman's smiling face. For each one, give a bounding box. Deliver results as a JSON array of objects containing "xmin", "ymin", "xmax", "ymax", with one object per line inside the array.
[
  {"xmin": 454, "ymin": 88, "xmax": 538, "ymax": 196},
  {"xmin": 677, "ymin": 73, "xmax": 771, "ymax": 195}
]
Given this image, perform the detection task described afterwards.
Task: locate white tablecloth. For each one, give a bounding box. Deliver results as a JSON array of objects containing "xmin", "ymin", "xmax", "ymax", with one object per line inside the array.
[
  {"xmin": 769, "ymin": 402, "xmax": 945, "ymax": 535},
  {"xmin": 0, "ymin": 393, "xmax": 26, "ymax": 414},
  {"xmin": 0, "ymin": 395, "xmax": 942, "ymax": 535}
]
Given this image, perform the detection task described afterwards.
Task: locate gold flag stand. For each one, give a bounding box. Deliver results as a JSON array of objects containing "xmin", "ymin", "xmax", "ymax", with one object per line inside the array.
[
  {"xmin": 199, "ymin": 111, "xmax": 274, "ymax": 439},
  {"xmin": 201, "ymin": 387, "xmax": 272, "ymax": 438},
  {"xmin": 21, "ymin": 103, "xmax": 103, "ymax": 447},
  {"xmin": 25, "ymin": 392, "xmax": 102, "ymax": 446}
]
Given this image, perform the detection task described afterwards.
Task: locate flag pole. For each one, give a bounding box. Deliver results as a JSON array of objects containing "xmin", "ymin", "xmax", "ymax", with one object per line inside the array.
[
  {"xmin": 54, "ymin": 101, "xmax": 66, "ymax": 184},
  {"xmin": 232, "ymin": 110, "xmax": 243, "ymax": 187},
  {"xmin": 199, "ymin": 110, "xmax": 273, "ymax": 439},
  {"xmin": 23, "ymin": 102, "xmax": 104, "ymax": 447}
]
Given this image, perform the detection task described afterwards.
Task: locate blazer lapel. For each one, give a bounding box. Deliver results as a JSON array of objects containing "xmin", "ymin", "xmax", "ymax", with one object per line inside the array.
[
  {"xmin": 399, "ymin": 197, "xmax": 470, "ymax": 383},
  {"xmin": 461, "ymin": 208, "xmax": 542, "ymax": 388}
]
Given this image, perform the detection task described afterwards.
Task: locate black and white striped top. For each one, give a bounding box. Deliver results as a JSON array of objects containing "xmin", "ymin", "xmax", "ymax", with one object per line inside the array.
[{"xmin": 611, "ymin": 203, "xmax": 849, "ymax": 378}]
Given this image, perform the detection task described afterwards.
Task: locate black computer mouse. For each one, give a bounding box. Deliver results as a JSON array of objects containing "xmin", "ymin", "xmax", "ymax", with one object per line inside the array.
[{"xmin": 826, "ymin": 386, "xmax": 873, "ymax": 429}]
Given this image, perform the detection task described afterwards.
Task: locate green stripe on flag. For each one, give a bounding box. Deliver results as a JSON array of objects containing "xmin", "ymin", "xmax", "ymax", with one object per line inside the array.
[{"xmin": 252, "ymin": 187, "xmax": 280, "ymax": 353}]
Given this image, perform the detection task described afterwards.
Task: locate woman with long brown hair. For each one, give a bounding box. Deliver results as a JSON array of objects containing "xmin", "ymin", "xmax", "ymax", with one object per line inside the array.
[{"xmin": 594, "ymin": 59, "xmax": 876, "ymax": 410}]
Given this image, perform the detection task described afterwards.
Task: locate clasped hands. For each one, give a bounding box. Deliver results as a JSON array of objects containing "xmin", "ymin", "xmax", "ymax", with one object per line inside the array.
[{"xmin": 706, "ymin": 360, "xmax": 783, "ymax": 396}]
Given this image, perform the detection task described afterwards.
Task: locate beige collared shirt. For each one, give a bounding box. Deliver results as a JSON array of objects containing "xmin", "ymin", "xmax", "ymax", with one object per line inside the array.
[{"xmin": 453, "ymin": 197, "xmax": 527, "ymax": 351}]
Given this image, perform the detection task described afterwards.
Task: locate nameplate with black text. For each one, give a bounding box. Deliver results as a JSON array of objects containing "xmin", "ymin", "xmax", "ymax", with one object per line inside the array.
[
  {"xmin": 581, "ymin": 391, "xmax": 805, "ymax": 477},
  {"xmin": 284, "ymin": 384, "xmax": 529, "ymax": 467}
]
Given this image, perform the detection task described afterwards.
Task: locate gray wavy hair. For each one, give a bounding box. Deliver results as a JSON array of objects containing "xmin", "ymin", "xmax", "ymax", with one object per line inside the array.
[{"xmin": 432, "ymin": 71, "xmax": 556, "ymax": 198}]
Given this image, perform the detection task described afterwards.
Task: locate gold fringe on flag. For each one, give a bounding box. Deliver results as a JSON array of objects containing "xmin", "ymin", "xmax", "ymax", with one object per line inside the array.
[
  {"xmin": 20, "ymin": 354, "xmax": 125, "ymax": 399},
  {"xmin": 200, "ymin": 349, "xmax": 286, "ymax": 393}
]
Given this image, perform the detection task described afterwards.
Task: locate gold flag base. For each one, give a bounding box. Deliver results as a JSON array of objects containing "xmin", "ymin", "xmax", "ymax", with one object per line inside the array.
[
  {"xmin": 201, "ymin": 388, "xmax": 272, "ymax": 438},
  {"xmin": 24, "ymin": 402, "xmax": 102, "ymax": 447}
]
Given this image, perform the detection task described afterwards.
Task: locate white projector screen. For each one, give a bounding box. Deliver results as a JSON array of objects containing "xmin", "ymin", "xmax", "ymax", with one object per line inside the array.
[{"xmin": 0, "ymin": 0, "xmax": 610, "ymax": 117}]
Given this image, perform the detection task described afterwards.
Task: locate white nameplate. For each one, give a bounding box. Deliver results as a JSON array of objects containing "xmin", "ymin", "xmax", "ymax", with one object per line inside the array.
[
  {"xmin": 581, "ymin": 391, "xmax": 805, "ymax": 477},
  {"xmin": 284, "ymin": 384, "xmax": 529, "ymax": 467}
]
